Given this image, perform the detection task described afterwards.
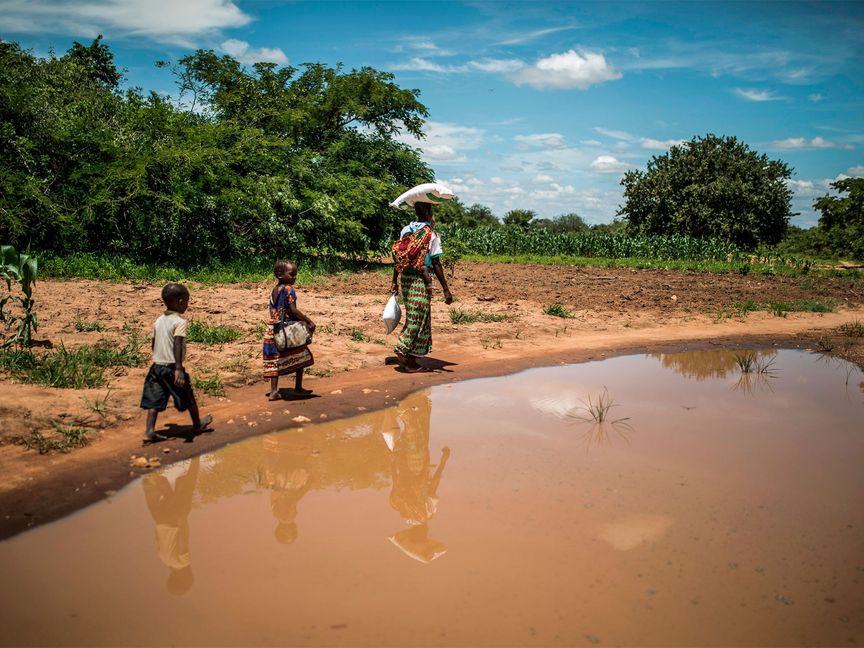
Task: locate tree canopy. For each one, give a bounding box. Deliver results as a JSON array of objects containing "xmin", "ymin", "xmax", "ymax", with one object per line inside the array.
[
  {"xmin": 0, "ymin": 38, "xmax": 433, "ymax": 264},
  {"xmin": 618, "ymin": 134, "xmax": 793, "ymax": 249},
  {"xmin": 814, "ymin": 177, "xmax": 864, "ymax": 260}
]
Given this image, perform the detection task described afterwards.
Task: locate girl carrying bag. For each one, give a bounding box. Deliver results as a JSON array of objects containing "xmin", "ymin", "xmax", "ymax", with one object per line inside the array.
[{"xmin": 273, "ymin": 310, "xmax": 311, "ymax": 352}]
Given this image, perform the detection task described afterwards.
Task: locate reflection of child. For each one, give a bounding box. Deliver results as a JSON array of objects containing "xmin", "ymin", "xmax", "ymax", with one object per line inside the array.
[
  {"xmin": 262, "ymin": 260, "xmax": 316, "ymax": 401},
  {"xmin": 142, "ymin": 457, "xmax": 200, "ymax": 595},
  {"xmin": 140, "ymin": 283, "xmax": 212, "ymax": 443},
  {"xmin": 259, "ymin": 435, "xmax": 312, "ymax": 545}
]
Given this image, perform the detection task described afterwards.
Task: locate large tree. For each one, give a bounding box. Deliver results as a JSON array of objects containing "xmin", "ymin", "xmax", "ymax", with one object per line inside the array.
[
  {"xmin": 619, "ymin": 134, "xmax": 793, "ymax": 249},
  {"xmin": 503, "ymin": 209, "xmax": 536, "ymax": 229}
]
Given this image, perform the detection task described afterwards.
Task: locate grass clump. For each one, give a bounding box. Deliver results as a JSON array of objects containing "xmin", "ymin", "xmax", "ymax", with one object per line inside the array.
[
  {"xmin": 449, "ymin": 308, "xmax": 512, "ymax": 324},
  {"xmin": 193, "ymin": 372, "xmax": 226, "ymax": 397},
  {"xmin": 839, "ymin": 320, "xmax": 864, "ymax": 337},
  {"xmin": 0, "ymin": 330, "xmax": 143, "ymax": 388},
  {"xmin": 567, "ymin": 387, "xmax": 630, "ymax": 425},
  {"xmin": 74, "ymin": 319, "xmax": 105, "ymax": 332},
  {"xmin": 15, "ymin": 422, "xmax": 93, "ymax": 454},
  {"xmin": 543, "ymin": 304, "xmax": 574, "ymax": 319},
  {"xmin": 187, "ymin": 321, "xmax": 243, "ymax": 345}
]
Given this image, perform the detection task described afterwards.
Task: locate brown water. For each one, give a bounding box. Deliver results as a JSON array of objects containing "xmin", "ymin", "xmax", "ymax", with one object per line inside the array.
[{"xmin": 1, "ymin": 349, "xmax": 862, "ymax": 647}]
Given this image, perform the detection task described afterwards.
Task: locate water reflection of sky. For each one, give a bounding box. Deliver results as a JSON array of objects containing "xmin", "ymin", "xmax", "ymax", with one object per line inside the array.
[{"xmin": 1, "ymin": 349, "xmax": 862, "ymax": 647}]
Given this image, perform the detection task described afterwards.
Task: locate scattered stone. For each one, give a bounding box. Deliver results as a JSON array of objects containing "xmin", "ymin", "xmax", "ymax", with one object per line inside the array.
[
  {"xmin": 330, "ymin": 389, "xmax": 343, "ymax": 394},
  {"xmin": 362, "ymin": 388, "xmax": 372, "ymax": 394},
  {"xmin": 227, "ymin": 419, "xmax": 235, "ymax": 424},
  {"xmin": 131, "ymin": 457, "xmax": 148, "ymax": 468},
  {"xmin": 357, "ymin": 406, "xmax": 367, "ymax": 411},
  {"xmin": 671, "ymin": 295, "xmax": 678, "ymax": 301},
  {"xmin": 586, "ymin": 634, "xmax": 601, "ymax": 644},
  {"xmin": 292, "ymin": 416, "xmax": 311, "ymax": 423},
  {"xmin": 283, "ymin": 410, "xmax": 291, "ymax": 415},
  {"xmin": 248, "ymin": 421, "xmax": 258, "ymax": 427},
  {"xmin": 319, "ymin": 414, "xmax": 328, "ymax": 419}
]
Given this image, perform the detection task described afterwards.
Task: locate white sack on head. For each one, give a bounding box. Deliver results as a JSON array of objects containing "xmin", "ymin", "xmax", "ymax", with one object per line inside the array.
[{"xmin": 389, "ymin": 182, "xmax": 455, "ymax": 209}]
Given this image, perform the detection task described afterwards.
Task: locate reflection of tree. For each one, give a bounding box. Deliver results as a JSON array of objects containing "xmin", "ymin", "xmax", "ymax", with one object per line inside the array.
[
  {"xmin": 385, "ymin": 391, "xmax": 450, "ymax": 563},
  {"xmin": 650, "ymin": 349, "xmax": 777, "ymax": 381},
  {"xmin": 142, "ymin": 456, "xmax": 199, "ymax": 595}
]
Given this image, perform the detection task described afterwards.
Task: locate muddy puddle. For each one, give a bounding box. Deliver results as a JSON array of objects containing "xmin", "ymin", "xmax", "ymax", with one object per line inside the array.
[{"xmin": 1, "ymin": 348, "xmax": 862, "ymax": 647}]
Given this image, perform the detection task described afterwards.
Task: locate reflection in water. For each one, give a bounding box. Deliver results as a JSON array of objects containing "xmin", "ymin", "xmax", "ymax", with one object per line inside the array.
[
  {"xmin": 257, "ymin": 436, "xmax": 311, "ymax": 544},
  {"xmin": 574, "ymin": 421, "xmax": 633, "ymax": 453},
  {"xmin": 384, "ymin": 392, "xmax": 450, "ymax": 563},
  {"xmin": 651, "ymin": 349, "xmax": 777, "ymax": 380},
  {"xmin": 142, "ymin": 456, "xmax": 199, "ymax": 595}
]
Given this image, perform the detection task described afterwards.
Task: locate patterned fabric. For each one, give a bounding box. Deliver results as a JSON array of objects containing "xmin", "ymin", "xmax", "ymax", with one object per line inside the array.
[
  {"xmin": 392, "ymin": 223, "xmax": 433, "ymax": 273},
  {"xmin": 395, "ymin": 272, "xmax": 432, "ymax": 357},
  {"xmin": 263, "ymin": 283, "xmax": 313, "ymax": 377}
]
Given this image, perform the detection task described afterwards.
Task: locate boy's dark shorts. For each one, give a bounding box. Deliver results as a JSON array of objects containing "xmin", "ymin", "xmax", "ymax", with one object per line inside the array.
[{"xmin": 140, "ymin": 364, "xmax": 196, "ymax": 412}]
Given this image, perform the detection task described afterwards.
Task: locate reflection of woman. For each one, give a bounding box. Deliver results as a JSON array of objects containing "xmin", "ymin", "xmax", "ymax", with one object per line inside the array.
[
  {"xmin": 142, "ymin": 456, "xmax": 199, "ymax": 595},
  {"xmin": 258, "ymin": 435, "xmax": 312, "ymax": 545},
  {"xmin": 386, "ymin": 392, "xmax": 450, "ymax": 562},
  {"xmin": 390, "ymin": 202, "xmax": 453, "ymax": 373}
]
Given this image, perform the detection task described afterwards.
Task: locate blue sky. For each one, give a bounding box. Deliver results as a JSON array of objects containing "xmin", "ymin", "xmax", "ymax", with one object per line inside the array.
[{"xmin": 3, "ymin": 0, "xmax": 863, "ymax": 227}]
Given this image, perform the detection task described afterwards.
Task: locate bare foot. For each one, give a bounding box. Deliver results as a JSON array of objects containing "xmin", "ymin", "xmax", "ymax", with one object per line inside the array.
[
  {"xmin": 292, "ymin": 387, "xmax": 313, "ymax": 395},
  {"xmin": 193, "ymin": 414, "xmax": 214, "ymax": 432},
  {"xmin": 142, "ymin": 431, "xmax": 167, "ymax": 444},
  {"xmin": 268, "ymin": 391, "xmax": 282, "ymax": 401}
]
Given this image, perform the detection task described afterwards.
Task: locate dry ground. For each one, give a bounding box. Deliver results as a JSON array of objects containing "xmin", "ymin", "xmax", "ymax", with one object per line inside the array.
[{"xmin": 1, "ymin": 261, "xmax": 863, "ymax": 538}]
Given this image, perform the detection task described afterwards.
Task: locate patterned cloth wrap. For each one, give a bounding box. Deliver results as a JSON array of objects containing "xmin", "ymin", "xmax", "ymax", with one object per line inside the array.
[
  {"xmin": 392, "ymin": 224, "xmax": 433, "ymax": 273},
  {"xmin": 262, "ymin": 284, "xmax": 314, "ymax": 378}
]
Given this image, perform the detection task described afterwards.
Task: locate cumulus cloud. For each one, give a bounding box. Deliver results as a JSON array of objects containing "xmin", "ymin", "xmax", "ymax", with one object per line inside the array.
[
  {"xmin": 640, "ymin": 138, "xmax": 685, "ymax": 150},
  {"xmin": 509, "ymin": 49, "xmax": 622, "ymax": 90},
  {"xmin": 0, "ymin": 0, "xmax": 250, "ymax": 45},
  {"xmin": 590, "ymin": 155, "xmax": 629, "ymax": 174},
  {"xmin": 220, "ymin": 39, "xmax": 287, "ymax": 65},
  {"xmin": 395, "ymin": 121, "xmax": 484, "ymax": 164},
  {"xmin": 534, "ymin": 174, "xmax": 555, "ymax": 183},
  {"xmin": 770, "ymin": 137, "xmax": 853, "ymax": 150},
  {"xmin": 734, "ymin": 87, "xmax": 784, "ymax": 102},
  {"xmin": 847, "ymin": 165, "xmax": 864, "ymax": 176},
  {"xmin": 514, "ymin": 133, "xmax": 567, "ymax": 149}
]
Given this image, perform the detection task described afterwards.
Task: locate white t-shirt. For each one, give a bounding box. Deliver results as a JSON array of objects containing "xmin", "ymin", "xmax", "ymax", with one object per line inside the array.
[{"xmin": 152, "ymin": 311, "xmax": 188, "ymax": 365}]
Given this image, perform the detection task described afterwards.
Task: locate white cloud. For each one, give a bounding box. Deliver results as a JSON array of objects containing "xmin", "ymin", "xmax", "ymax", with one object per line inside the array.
[
  {"xmin": 770, "ymin": 137, "xmax": 853, "ymax": 150},
  {"xmin": 495, "ymin": 25, "xmax": 579, "ymax": 46},
  {"xmin": 534, "ymin": 174, "xmax": 555, "ymax": 183},
  {"xmin": 530, "ymin": 182, "xmax": 577, "ymax": 200},
  {"xmin": 469, "ymin": 58, "xmax": 524, "ymax": 74},
  {"xmin": 220, "ymin": 39, "xmax": 287, "ymax": 65},
  {"xmin": 594, "ymin": 127, "xmax": 634, "ymax": 141},
  {"xmin": 0, "ymin": 0, "xmax": 251, "ymax": 45},
  {"xmin": 847, "ymin": 166, "xmax": 864, "ymax": 177},
  {"xmin": 590, "ymin": 155, "xmax": 629, "ymax": 174},
  {"xmin": 580, "ymin": 139, "xmax": 603, "ymax": 146},
  {"xmin": 509, "ymin": 49, "xmax": 622, "ymax": 90},
  {"xmin": 734, "ymin": 88, "xmax": 784, "ymax": 102},
  {"xmin": 395, "ymin": 121, "xmax": 484, "ymax": 164},
  {"xmin": 391, "ymin": 57, "xmax": 466, "ymax": 73},
  {"xmin": 640, "ymin": 138, "xmax": 685, "ymax": 150},
  {"xmin": 398, "ymin": 37, "xmax": 451, "ymax": 56},
  {"xmin": 809, "ymin": 93, "xmax": 825, "ymax": 103},
  {"xmin": 514, "ymin": 133, "xmax": 567, "ymax": 149}
]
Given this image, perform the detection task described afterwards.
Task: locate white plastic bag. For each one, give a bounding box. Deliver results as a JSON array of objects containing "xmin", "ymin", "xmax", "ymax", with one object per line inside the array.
[
  {"xmin": 389, "ymin": 182, "xmax": 455, "ymax": 209},
  {"xmin": 274, "ymin": 320, "xmax": 310, "ymax": 351},
  {"xmin": 382, "ymin": 294, "xmax": 402, "ymax": 334}
]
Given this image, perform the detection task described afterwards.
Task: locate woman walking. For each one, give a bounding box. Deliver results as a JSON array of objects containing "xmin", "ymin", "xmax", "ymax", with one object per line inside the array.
[{"xmin": 391, "ymin": 202, "xmax": 453, "ymax": 373}]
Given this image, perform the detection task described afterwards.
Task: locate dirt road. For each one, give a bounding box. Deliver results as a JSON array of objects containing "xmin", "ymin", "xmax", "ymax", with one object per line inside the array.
[{"xmin": 1, "ymin": 262, "xmax": 862, "ymax": 538}]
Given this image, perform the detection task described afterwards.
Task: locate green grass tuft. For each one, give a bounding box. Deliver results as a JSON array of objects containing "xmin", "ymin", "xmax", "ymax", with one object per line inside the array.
[
  {"xmin": 15, "ymin": 422, "xmax": 93, "ymax": 454},
  {"xmin": 74, "ymin": 319, "xmax": 105, "ymax": 332},
  {"xmin": 449, "ymin": 308, "xmax": 512, "ymax": 324},
  {"xmin": 187, "ymin": 321, "xmax": 243, "ymax": 345},
  {"xmin": 543, "ymin": 304, "xmax": 574, "ymax": 319}
]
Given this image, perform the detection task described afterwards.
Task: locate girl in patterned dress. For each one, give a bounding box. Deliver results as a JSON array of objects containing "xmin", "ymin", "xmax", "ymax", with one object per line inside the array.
[
  {"xmin": 390, "ymin": 202, "xmax": 453, "ymax": 373},
  {"xmin": 263, "ymin": 260, "xmax": 315, "ymax": 400}
]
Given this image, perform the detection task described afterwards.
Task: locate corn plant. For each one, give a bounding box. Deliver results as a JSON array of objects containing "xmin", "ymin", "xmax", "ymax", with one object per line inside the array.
[{"xmin": 1, "ymin": 245, "xmax": 38, "ymax": 348}]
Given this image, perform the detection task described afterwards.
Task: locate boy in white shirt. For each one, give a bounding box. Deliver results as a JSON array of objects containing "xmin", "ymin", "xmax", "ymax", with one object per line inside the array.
[{"xmin": 140, "ymin": 283, "xmax": 212, "ymax": 443}]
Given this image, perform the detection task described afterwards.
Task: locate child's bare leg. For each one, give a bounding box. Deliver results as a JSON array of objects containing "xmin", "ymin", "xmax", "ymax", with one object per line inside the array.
[
  {"xmin": 143, "ymin": 410, "xmax": 166, "ymax": 443},
  {"xmin": 294, "ymin": 368, "xmax": 312, "ymax": 395},
  {"xmin": 269, "ymin": 376, "xmax": 280, "ymax": 400},
  {"xmin": 188, "ymin": 401, "xmax": 212, "ymax": 431}
]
